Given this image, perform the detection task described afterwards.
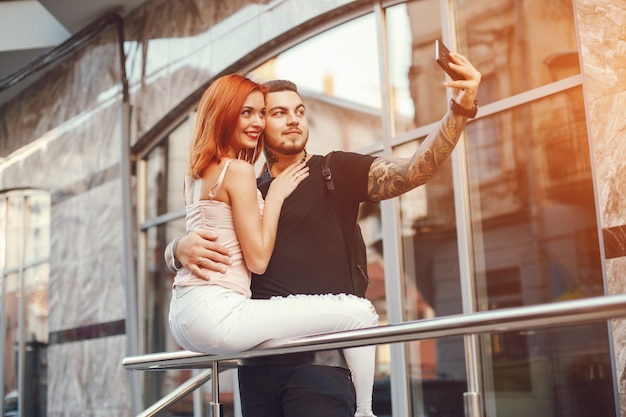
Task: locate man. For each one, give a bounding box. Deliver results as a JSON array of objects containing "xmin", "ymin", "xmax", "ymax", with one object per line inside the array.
[{"xmin": 165, "ymin": 52, "xmax": 481, "ymax": 417}]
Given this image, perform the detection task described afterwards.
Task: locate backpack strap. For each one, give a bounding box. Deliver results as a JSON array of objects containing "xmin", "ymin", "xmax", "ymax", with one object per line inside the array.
[
  {"xmin": 322, "ymin": 152, "xmax": 370, "ymax": 296},
  {"xmin": 322, "ymin": 153, "xmax": 335, "ymax": 191},
  {"xmin": 322, "ymin": 152, "xmax": 341, "ymax": 225}
]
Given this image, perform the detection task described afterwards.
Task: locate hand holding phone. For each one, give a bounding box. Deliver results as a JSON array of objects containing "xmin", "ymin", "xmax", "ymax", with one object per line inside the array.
[{"xmin": 435, "ymin": 40, "xmax": 464, "ymax": 81}]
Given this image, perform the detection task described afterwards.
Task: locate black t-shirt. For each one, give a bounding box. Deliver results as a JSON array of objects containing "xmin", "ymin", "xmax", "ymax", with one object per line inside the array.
[{"xmin": 252, "ymin": 152, "xmax": 375, "ymax": 299}]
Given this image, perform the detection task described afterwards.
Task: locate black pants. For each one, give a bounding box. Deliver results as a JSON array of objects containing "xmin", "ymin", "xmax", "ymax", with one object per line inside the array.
[{"xmin": 238, "ymin": 364, "xmax": 356, "ymax": 417}]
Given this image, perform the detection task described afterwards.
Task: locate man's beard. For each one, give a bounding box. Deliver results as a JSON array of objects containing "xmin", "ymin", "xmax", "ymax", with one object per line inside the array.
[{"xmin": 263, "ymin": 133, "xmax": 308, "ymax": 165}]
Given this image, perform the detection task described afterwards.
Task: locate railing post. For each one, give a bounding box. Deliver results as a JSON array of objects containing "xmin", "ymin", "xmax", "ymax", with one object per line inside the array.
[
  {"xmin": 208, "ymin": 401, "xmax": 223, "ymax": 417},
  {"xmin": 463, "ymin": 391, "xmax": 482, "ymax": 417},
  {"xmin": 463, "ymin": 334, "xmax": 484, "ymax": 417},
  {"xmin": 209, "ymin": 361, "xmax": 223, "ymax": 417}
]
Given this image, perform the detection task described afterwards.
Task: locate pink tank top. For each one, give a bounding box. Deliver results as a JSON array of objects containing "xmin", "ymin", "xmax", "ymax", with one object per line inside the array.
[{"xmin": 173, "ymin": 159, "xmax": 264, "ymax": 298}]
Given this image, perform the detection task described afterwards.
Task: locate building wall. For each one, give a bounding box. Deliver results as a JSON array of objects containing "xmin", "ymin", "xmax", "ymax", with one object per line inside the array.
[
  {"xmin": 1, "ymin": 26, "xmax": 131, "ymax": 415},
  {"xmin": 0, "ymin": 0, "xmax": 624, "ymax": 416},
  {"xmin": 573, "ymin": 0, "xmax": 626, "ymax": 414}
]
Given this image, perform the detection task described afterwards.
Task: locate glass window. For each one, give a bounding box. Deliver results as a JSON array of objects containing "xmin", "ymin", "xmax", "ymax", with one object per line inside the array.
[
  {"xmin": 466, "ymin": 88, "xmax": 602, "ymax": 308},
  {"xmin": 3, "ymin": 271, "xmax": 20, "ymax": 402},
  {"xmin": 387, "ymin": 0, "xmax": 449, "ymax": 134},
  {"xmin": 250, "ymin": 13, "xmax": 383, "ymax": 153},
  {"xmin": 454, "ymin": 0, "xmax": 580, "ymax": 103},
  {"xmin": 4, "ymin": 196, "xmax": 24, "ymax": 271},
  {"xmin": 387, "ymin": 0, "xmax": 468, "ymax": 399},
  {"xmin": 389, "ymin": 0, "xmax": 603, "ymax": 414},
  {"xmin": 465, "ymin": 87, "xmax": 612, "ymax": 415},
  {"xmin": 374, "ymin": 336, "xmax": 468, "ymax": 417},
  {"xmin": 394, "ymin": 137, "xmax": 466, "ymax": 392},
  {"xmin": 144, "ymin": 117, "xmax": 194, "ymax": 220},
  {"xmin": 0, "ymin": 190, "xmax": 50, "ymax": 417}
]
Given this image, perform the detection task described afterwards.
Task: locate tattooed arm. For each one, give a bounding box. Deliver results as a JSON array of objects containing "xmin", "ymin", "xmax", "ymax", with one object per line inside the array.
[{"xmin": 368, "ymin": 51, "xmax": 481, "ymax": 202}]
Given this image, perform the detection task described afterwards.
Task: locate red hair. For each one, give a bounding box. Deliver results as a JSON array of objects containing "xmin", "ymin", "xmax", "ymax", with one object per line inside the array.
[{"xmin": 188, "ymin": 74, "xmax": 266, "ymax": 179}]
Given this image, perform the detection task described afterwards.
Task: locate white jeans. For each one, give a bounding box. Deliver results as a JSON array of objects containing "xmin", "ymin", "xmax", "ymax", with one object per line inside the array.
[
  {"xmin": 169, "ymin": 285, "xmax": 379, "ymax": 416},
  {"xmin": 169, "ymin": 285, "xmax": 378, "ymax": 353}
]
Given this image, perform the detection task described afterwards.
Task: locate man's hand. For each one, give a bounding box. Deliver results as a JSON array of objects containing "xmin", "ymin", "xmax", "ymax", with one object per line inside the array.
[
  {"xmin": 177, "ymin": 230, "xmax": 232, "ymax": 280},
  {"xmin": 443, "ymin": 52, "xmax": 481, "ymax": 110}
]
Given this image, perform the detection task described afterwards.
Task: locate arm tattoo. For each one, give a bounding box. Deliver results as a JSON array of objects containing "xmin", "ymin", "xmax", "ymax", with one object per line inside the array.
[{"xmin": 368, "ymin": 110, "xmax": 467, "ymax": 201}]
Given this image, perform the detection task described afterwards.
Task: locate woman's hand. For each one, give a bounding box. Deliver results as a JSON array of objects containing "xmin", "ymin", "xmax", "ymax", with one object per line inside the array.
[{"xmin": 266, "ymin": 161, "xmax": 309, "ymax": 202}]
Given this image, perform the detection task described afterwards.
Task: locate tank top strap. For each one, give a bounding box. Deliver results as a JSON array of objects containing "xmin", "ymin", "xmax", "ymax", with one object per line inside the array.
[{"xmin": 208, "ymin": 159, "xmax": 234, "ymax": 200}]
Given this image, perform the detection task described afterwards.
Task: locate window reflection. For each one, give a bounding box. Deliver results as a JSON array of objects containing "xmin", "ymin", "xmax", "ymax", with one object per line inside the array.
[
  {"xmin": 145, "ymin": 118, "xmax": 194, "ymax": 220},
  {"xmin": 1, "ymin": 190, "xmax": 50, "ymax": 417},
  {"xmin": 394, "ymin": 139, "xmax": 465, "ymax": 386},
  {"xmin": 389, "ymin": 0, "xmax": 581, "ymax": 136},
  {"xmin": 454, "ymin": 0, "xmax": 580, "ymax": 102},
  {"xmin": 4, "ymin": 197, "xmax": 24, "ymax": 271},
  {"xmin": 3, "ymin": 272, "xmax": 20, "ymax": 402},
  {"xmin": 387, "ymin": 0, "xmax": 448, "ymax": 133},
  {"xmin": 466, "ymin": 87, "xmax": 602, "ymax": 308},
  {"xmin": 465, "ymin": 87, "xmax": 609, "ymax": 415}
]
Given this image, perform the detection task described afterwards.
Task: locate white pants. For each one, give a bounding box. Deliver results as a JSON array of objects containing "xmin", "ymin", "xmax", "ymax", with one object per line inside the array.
[
  {"xmin": 169, "ymin": 285, "xmax": 378, "ymax": 416},
  {"xmin": 169, "ymin": 285, "xmax": 378, "ymax": 353}
]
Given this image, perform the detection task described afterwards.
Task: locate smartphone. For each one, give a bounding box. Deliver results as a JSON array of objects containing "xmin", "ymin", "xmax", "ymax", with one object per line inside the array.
[{"xmin": 435, "ymin": 40, "xmax": 464, "ymax": 80}]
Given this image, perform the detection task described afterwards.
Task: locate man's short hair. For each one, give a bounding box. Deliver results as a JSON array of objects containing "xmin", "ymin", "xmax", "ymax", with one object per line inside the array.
[{"xmin": 262, "ymin": 80, "xmax": 299, "ymax": 95}]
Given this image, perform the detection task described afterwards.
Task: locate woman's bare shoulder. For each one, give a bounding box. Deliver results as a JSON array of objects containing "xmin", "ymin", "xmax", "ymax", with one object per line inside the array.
[{"xmin": 222, "ymin": 159, "xmax": 256, "ymax": 186}]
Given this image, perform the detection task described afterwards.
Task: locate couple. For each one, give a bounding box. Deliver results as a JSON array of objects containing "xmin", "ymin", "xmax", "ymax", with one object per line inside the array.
[{"xmin": 166, "ymin": 51, "xmax": 481, "ymax": 417}]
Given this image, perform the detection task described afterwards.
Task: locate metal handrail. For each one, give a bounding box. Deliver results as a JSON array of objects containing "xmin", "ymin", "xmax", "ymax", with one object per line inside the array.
[
  {"xmin": 124, "ymin": 293, "xmax": 626, "ymax": 370},
  {"xmin": 125, "ymin": 293, "xmax": 626, "ymax": 416}
]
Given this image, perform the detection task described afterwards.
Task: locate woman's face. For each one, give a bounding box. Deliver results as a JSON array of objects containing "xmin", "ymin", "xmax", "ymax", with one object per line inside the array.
[{"xmin": 233, "ymin": 90, "xmax": 265, "ymax": 152}]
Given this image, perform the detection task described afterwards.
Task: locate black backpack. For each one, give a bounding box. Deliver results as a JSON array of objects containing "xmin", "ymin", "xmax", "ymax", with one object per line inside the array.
[{"xmin": 322, "ymin": 152, "xmax": 370, "ymax": 297}]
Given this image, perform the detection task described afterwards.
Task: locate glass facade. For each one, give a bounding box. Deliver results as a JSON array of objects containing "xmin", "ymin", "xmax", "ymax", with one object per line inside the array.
[
  {"xmin": 0, "ymin": 190, "xmax": 50, "ymax": 417},
  {"xmin": 136, "ymin": 0, "xmax": 613, "ymax": 416}
]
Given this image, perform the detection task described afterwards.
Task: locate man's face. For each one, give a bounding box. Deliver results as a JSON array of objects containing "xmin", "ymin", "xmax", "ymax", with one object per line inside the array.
[{"xmin": 263, "ymin": 90, "xmax": 309, "ymax": 156}]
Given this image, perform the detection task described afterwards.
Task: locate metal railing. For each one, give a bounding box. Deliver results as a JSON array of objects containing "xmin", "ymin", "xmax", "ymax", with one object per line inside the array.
[{"xmin": 123, "ymin": 293, "xmax": 626, "ymax": 416}]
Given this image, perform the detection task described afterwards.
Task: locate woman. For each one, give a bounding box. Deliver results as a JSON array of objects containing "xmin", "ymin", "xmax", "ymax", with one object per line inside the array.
[{"xmin": 169, "ymin": 74, "xmax": 378, "ymax": 417}]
